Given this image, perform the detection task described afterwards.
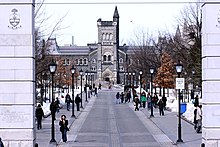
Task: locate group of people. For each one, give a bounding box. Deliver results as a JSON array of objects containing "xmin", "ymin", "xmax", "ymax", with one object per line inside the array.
[
  {"xmin": 35, "ymin": 92, "xmax": 84, "ymax": 143},
  {"xmin": 115, "ymin": 90, "xmax": 132, "ymax": 104}
]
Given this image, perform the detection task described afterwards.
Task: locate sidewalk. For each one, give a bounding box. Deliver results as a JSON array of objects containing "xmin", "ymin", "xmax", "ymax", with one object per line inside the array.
[
  {"xmin": 140, "ymin": 107, "xmax": 202, "ymax": 147},
  {"xmin": 36, "ymin": 92, "xmax": 95, "ymax": 147}
]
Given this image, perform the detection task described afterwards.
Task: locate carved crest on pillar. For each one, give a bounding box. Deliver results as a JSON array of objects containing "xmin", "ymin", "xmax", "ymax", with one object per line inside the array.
[{"xmin": 8, "ymin": 8, "xmax": 22, "ymax": 29}]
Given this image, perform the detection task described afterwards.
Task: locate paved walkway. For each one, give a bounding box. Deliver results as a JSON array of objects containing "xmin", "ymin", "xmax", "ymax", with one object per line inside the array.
[{"xmin": 36, "ymin": 88, "xmax": 202, "ymax": 147}]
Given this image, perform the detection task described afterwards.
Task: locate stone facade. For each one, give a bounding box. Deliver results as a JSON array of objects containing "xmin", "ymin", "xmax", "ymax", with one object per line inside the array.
[
  {"xmin": 50, "ymin": 6, "xmax": 128, "ymax": 85},
  {"xmin": 202, "ymin": 1, "xmax": 220, "ymax": 146},
  {"xmin": 0, "ymin": 0, "xmax": 35, "ymax": 146}
]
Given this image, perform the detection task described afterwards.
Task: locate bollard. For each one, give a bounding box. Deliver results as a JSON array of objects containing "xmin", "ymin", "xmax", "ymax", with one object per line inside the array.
[{"xmin": 201, "ymin": 143, "xmax": 205, "ymax": 147}]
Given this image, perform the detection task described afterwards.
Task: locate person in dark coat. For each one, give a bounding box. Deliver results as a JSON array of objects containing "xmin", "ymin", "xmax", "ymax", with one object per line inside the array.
[
  {"xmin": 65, "ymin": 93, "xmax": 71, "ymax": 111},
  {"xmin": 35, "ymin": 104, "xmax": 44, "ymax": 130},
  {"xmin": 162, "ymin": 95, "xmax": 167, "ymax": 110},
  {"xmin": 59, "ymin": 115, "xmax": 69, "ymax": 142},
  {"xmin": 50, "ymin": 101, "xmax": 57, "ymax": 120},
  {"xmin": 75, "ymin": 94, "xmax": 81, "ymax": 111},
  {"xmin": 120, "ymin": 92, "xmax": 124, "ymax": 103},
  {"xmin": 194, "ymin": 95, "xmax": 199, "ymax": 106},
  {"xmin": 134, "ymin": 96, "xmax": 140, "ymax": 111},
  {"xmin": 158, "ymin": 99, "xmax": 164, "ymax": 116},
  {"xmin": 0, "ymin": 137, "xmax": 4, "ymax": 147},
  {"xmin": 55, "ymin": 97, "xmax": 60, "ymax": 113},
  {"xmin": 126, "ymin": 91, "xmax": 131, "ymax": 103}
]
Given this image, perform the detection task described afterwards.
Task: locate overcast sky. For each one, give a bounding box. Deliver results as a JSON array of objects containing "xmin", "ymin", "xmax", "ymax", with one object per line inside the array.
[{"xmin": 42, "ymin": 0, "xmax": 197, "ymax": 46}]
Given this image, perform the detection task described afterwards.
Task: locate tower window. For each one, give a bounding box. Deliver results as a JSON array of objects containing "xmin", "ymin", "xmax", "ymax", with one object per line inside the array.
[
  {"xmin": 108, "ymin": 55, "xmax": 111, "ymax": 61},
  {"xmin": 84, "ymin": 58, "xmax": 87, "ymax": 65},
  {"xmin": 103, "ymin": 55, "xmax": 107, "ymax": 61},
  {"xmin": 119, "ymin": 58, "xmax": 123, "ymax": 63}
]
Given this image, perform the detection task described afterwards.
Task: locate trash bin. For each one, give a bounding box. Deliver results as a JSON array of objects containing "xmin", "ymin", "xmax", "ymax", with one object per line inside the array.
[{"xmin": 180, "ymin": 103, "xmax": 187, "ymax": 114}]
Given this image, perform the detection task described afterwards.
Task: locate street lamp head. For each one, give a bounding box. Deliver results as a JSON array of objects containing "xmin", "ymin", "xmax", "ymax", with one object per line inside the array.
[
  {"xmin": 85, "ymin": 70, "xmax": 89, "ymax": 75},
  {"xmin": 149, "ymin": 67, "xmax": 154, "ymax": 74},
  {"xmin": 132, "ymin": 72, "xmax": 135, "ymax": 75},
  {"xmin": 192, "ymin": 69, "xmax": 195, "ymax": 75},
  {"xmin": 70, "ymin": 65, "xmax": 75, "ymax": 74},
  {"xmin": 125, "ymin": 73, "xmax": 128, "ymax": 75},
  {"xmin": 139, "ymin": 71, "xmax": 142, "ymax": 75},
  {"xmin": 49, "ymin": 60, "xmax": 57, "ymax": 74},
  {"xmin": 175, "ymin": 60, "xmax": 183, "ymax": 74},
  {"xmin": 129, "ymin": 72, "xmax": 131, "ymax": 75},
  {"xmin": 79, "ymin": 69, "xmax": 83, "ymax": 75}
]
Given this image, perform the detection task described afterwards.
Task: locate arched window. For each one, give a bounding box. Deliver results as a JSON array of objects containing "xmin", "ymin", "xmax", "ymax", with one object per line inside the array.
[
  {"xmin": 108, "ymin": 55, "xmax": 111, "ymax": 61},
  {"xmin": 92, "ymin": 58, "xmax": 96, "ymax": 63},
  {"xmin": 103, "ymin": 55, "xmax": 107, "ymax": 61},
  {"xmin": 76, "ymin": 59, "xmax": 79, "ymax": 65},
  {"xmin": 102, "ymin": 33, "xmax": 105, "ymax": 40},
  {"xmin": 109, "ymin": 33, "xmax": 113, "ymax": 40},
  {"xmin": 84, "ymin": 58, "xmax": 87, "ymax": 65},
  {"xmin": 79, "ymin": 59, "xmax": 83, "ymax": 65}
]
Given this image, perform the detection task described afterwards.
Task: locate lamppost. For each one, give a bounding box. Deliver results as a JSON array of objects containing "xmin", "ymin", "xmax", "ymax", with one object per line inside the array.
[
  {"xmin": 85, "ymin": 70, "xmax": 88, "ymax": 102},
  {"xmin": 79, "ymin": 69, "xmax": 83, "ymax": 108},
  {"xmin": 129, "ymin": 72, "xmax": 132, "ymax": 86},
  {"xmin": 124, "ymin": 72, "xmax": 126, "ymax": 85},
  {"xmin": 175, "ymin": 60, "xmax": 183, "ymax": 143},
  {"xmin": 48, "ymin": 60, "xmax": 57, "ymax": 143},
  {"xmin": 125, "ymin": 73, "xmax": 128, "ymax": 85},
  {"xmin": 149, "ymin": 67, "xmax": 155, "ymax": 117},
  {"xmin": 139, "ymin": 71, "xmax": 142, "ymax": 100},
  {"xmin": 132, "ymin": 72, "xmax": 135, "ymax": 87},
  {"xmin": 70, "ymin": 65, "xmax": 75, "ymax": 118}
]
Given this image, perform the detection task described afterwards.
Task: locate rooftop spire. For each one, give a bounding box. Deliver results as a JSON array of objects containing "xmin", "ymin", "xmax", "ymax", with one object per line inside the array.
[{"xmin": 113, "ymin": 6, "xmax": 119, "ymax": 18}]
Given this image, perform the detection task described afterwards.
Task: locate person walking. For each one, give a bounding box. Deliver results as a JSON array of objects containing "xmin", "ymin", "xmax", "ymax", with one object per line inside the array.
[
  {"xmin": 134, "ymin": 96, "xmax": 140, "ymax": 111},
  {"xmin": 158, "ymin": 99, "xmax": 164, "ymax": 116},
  {"xmin": 75, "ymin": 94, "xmax": 81, "ymax": 111},
  {"xmin": 50, "ymin": 101, "xmax": 57, "ymax": 120},
  {"xmin": 194, "ymin": 95, "xmax": 199, "ymax": 106},
  {"xmin": 120, "ymin": 92, "xmax": 124, "ymax": 103},
  {"xmin": 65, "ymin": 93, "xmax": 71, "ymax": 111},
  {"xmin": 140, "ymin": 92, "xmax": 147, "ymax": 108},
  {"xmin": 162, "ymin": 95, "xmax": 167, "ymax": 110},
  {"xmin": 55, "ymin": 97, "xmax": 60, "ymax": 113},
  {"xmin": 126, "ymin": 90, "xmax": 131, "ymax": 103},
  {"xmin": 193, "ymin": 104, "xmax": 198, "ymax": 130},
  {"xmin": 59, "ymin": 115, "xmax": 69, "ymax": 143},
  {"xmin": 35, "ymin": 104, "xmax": 44, "ymax": 130},
  {"xmin": 196, "ymin": 105, "xmax": 202, "ymax": 133},
  {"xmin": 115, "ymin": 92, "xmax": 120, "ymax": 104},
  {"xmin": 0, "ymin": 137, "xmax": 4, "ymax": 147}
]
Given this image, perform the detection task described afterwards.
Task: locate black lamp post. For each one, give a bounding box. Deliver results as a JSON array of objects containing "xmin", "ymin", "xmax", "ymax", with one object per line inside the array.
[
  {"xmin": 132, "ymin": 72, "xmax": 135, "ymax": 87},
  {"xmin": 49, "ymin": 60, "xmax": 57, "ymax": 143},
  {"xmin": 79, "ymin": 69, "xmax": 83, "ymax": 108},
  {"xmin": 70, "ymin": 65, "xmax": 75, "ymax": 118},
  {"xmin": 149, "ymin": 67, "xmax": 155, "ymax": 117},
  {"xmin": 128, "ymin": 72, "xmax": 131, "ymax": 86},
  {"xmin": 175, "ymin": 60, "xmax": 183, "ymax": 143},
  {"xmin": 124, "ymin": 72, "xmax": 125, "ymax": 85},
  {"xmin": 125, "ymin": 73, "xmax": 128, "ymax": 85},
  {"xmin": 139, "ymin": 71, "xmax": 142, "ymax": 100},
  {"xmin": 85, "ymin": 70, "xmax": 88, "ymax": 102}
]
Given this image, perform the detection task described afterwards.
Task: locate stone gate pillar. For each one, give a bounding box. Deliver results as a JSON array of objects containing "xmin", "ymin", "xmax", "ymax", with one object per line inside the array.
[
  {"xmin": 202, "ymin": 1, "xmax": 220, "ymax": 146},
  {"xmin": 0, "ymin": 0, "xmax": 35, "ymax": 146}
]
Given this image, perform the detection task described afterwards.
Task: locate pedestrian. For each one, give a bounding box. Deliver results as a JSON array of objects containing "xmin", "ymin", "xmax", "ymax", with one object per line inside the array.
[
  {"xmin": 147, "ymin": 92, "xmax": 151, "ymax": 110},
  {"xmin": 194, "ymin": 95, "xmax": 199, "ymax": 106},
  {"xmin": 94, "ymin": 87, "xmax": 98, "ymax": 96},
  {"xmin": 50, "ymin": 101, "xmax": 57, "ymax": 120},
  {"xmin": 65, "ymin": 93, "xmax": 71, "ymax": 111},
  {"xmin": 134, "ymin": 96, "xmax": 140, "ymax": 111},
  {"xmin": 59, "ymin": 115, "xmax": 69, "ymax": 143},
  {"xmin": 35, "ymin": 104, "xmax": 44, "ymax": 130},
  {"xmin": 140, "ymin": 92, "xmax": 147, "ymax": 108},
  {"xmin": 55, "ymin": 97, "xmax": 60, "ymax": 113},
  {"xmin": 158, "ymin": 99, "xmax": 164, "ymax": 116},
  {"xmin": 126, "ymin": 91, "xmax": 131, "ymax": 103},
  {"xmin": 152, "ymin": 93, "xmax": 158, "ymax": 108},
  {"xmin": 115, "ymin": 92, "xmax": 120, "ymax": 104},
  {"xmin": 193, "ymin": 104, "xmax": 198, "ymax": 130},
  {"xmin": 75, "ymin": 94, "xmax": 81, "ymax": 111},
  {"xmin": 120, "ymin": 92, "xmax": 124, "ymax": 103},
  {"xmin": 0, "ymin": 137, "xmax": 4, "ymax": 147},
  {"xmin": 196, "ymin": 105, "xmax": 202, "ymax": 133},
  {"xmin": 162, "ymin": 95, "xmax": 167, "ymax": 110},
  {"xmin": 98, "ymin": 83, "xmax": 102, "ymax": 90}
]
